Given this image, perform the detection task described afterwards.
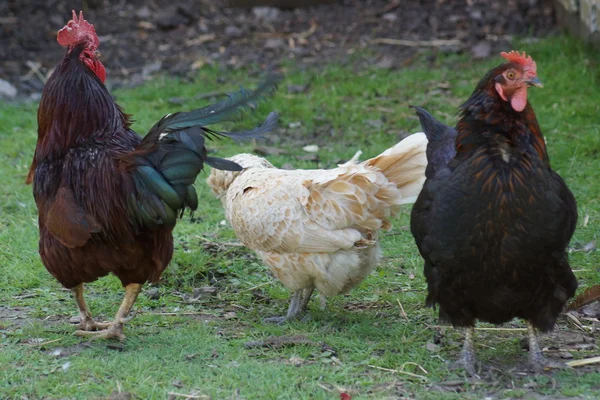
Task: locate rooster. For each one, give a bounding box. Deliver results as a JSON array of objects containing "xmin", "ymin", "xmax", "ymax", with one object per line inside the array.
[
  {"xmin": 410, "ymin": 51, "xmax": 578, "ymax": 375},
  {"xmin": 28, "ymin": 11, "xmax": 278, "ymax": 340},
  {"xmin": 207, "ymin": 133, "xmax": 428, "ymax": 323}
]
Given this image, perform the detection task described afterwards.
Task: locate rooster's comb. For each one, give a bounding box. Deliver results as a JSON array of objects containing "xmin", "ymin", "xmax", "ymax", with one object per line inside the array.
[
  {"xmin": 57, "ymin": 10, "xmax": 99, "ymax": 49},
  {"xmin": 500, "ymin": 50, "xmax": 537, "ymax": 74}
]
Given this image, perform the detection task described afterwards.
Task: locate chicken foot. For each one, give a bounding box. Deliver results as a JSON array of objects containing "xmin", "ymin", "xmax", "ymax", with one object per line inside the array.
[
  {"xmin": 75, "ymin": 283, "xmax": 142, "ymax": 341},
  {"xmin": 527, "ymin": 322, "xmax": 568, "ymax": 372},
  {"xmin": 264, "ymin": 287, "xmax": 314, "ymax": 324},
  {"xmin": 71, "ymin": 283, "xmax": 111, "ymax": 331},
  {"xmin": 450, "ymin": 326, "xmax": 480, "ymax": 378}
]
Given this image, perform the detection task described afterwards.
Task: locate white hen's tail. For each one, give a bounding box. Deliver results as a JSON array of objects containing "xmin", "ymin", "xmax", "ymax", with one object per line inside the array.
[{"xmin": 362, "ymin": 132, "xmax": 428, "ymax": 205}]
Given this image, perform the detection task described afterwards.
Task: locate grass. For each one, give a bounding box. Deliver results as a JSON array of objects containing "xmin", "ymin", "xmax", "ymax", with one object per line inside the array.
[{"xmin": 1, "ymin": 34, "xmax": 599, "ymax": 399}]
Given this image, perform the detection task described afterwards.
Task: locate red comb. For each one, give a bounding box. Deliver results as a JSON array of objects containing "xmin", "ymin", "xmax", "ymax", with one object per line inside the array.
[
  {"xmin": 57, "ymin": 10, "xmax": 99, "ymax": 49},
  {"xmin": 500, "ymin": 50, "xmax": 536, "ymax": 74}
]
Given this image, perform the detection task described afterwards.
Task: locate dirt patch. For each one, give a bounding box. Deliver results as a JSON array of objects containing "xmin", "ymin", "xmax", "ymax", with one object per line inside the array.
[
  {"xmin": 0, "ymin": 305, "xmax": 33, "ymax": 328},
  {"xmin": 2, "ymin": 0, "xmax": 556, "ymax": 99}
]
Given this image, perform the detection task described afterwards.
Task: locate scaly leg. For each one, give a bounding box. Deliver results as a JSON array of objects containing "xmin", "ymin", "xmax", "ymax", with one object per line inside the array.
[
  {"xmin": 527, "ymin": 322, "xmax": 567, "ymax": 372},
  {"xmin": 71, "ymin": 284, "xmax": 111, "ymax": 331},
  {"xmin": 75, "ymin": 283, "xmax": 142, "ymax": 341},
  {"xmin": 451, "ymin": 326, "xmax": 480, "ymax": 378},
  {"xmin": 264, "ymin": 288, "xmax": 314, "ymax": 324}
]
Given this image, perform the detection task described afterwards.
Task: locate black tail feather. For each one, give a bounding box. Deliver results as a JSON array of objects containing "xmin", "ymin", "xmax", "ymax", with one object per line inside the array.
[
  {"xmin": 125, "ymin": 74, "xmax": 281, "ymax": 231},
  {"xmin": 410, "ymin": 105, "xmax": 458, "ymax": 178}
]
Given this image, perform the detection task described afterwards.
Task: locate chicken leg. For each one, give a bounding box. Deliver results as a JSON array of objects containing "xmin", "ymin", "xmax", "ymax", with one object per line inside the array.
[
  {"xmin": 264, "ymin": 287, "xmax": 314, "ymax": 324},
  {"xmin": 451, "ymin": 326, "xmax": 480, "ymax": 378},
  {"xmin": 71, "ymin": 283, "xmax": 111, "ymax": 331},
  {"xmin": 75, "ymin": 283, "xmax": 142, "ymax": 341},
  {"xmin": 527, "ymin": 322, "xmax": 567, "ymax": 372}
]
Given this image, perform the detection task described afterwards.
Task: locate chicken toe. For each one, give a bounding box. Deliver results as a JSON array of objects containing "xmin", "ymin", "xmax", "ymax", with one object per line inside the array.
[
  {"xmin": 75, "ymin": 283, "xmax": 142, "ymax": 341},
  {"xmin": 75, "ymin": 323, "xmax": 126, "ymax": 341},
  {"xmin": 71, "ymin": 283, "xmax": 111, "ymax": 331}
]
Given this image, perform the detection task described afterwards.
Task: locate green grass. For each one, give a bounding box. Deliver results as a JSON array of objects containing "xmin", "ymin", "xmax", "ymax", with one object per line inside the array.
[{"xmin": 1, "ymin": 35, "xmax": 599, "ymax": 399}]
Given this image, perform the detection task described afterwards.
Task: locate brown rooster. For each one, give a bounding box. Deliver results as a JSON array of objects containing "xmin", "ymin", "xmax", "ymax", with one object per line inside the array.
[
  {"xmin": 410, "ymin": 51, "xmax": 578, "ymax": 375},
  {"xmin": 28, "ymin": 11, "xmax": 278, "ymax": 340}
]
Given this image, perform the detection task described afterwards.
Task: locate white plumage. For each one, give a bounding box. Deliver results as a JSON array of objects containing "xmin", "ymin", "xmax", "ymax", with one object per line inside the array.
[{"xmin": 207, "ymin": 132, "xmax": 428, "ymax": 322}]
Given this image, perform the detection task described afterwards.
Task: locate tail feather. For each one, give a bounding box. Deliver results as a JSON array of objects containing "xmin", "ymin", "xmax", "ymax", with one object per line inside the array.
[
  {"xmin": 150, "ymin": 74, "xmax": 281, "ymax": 138},
  {"xmin": 363, "ymin": 132, "xmax": 428, "ymax": 205},
  {"xmin": 122, "ymin": 76, "xmax": 280, "ymax": 231},
  {"xmin": 207, "ymin": 110, "xmax": 280, "ymax": 141},
  {"xmin": 410, "ymin": 105, "xmax": 457, "ymax": 178}
]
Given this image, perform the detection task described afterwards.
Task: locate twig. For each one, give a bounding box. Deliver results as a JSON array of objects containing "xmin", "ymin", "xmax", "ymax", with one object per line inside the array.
[
  {"xmin": 13, "ymin": 293, "xmax": 38, "ymax": 299},
  {"xmin": 167, "ymin": 392, "xmax": 208, "ymax": 399},
  {"xmin": 400, "ymin": 361, "xmax": 429, "ymax": 374},
  {"xmin": 196, "ymin": 236, "xmax": 245, "ymax": 247},
  {"xmin": 147, "ymin": 312, "xmax": 214, "ymax": 316},
  {"xmin": 565, "ymin": 312, "xmax": 587, "ymax": 331},
  {"xmin": 396, "ymin": 298, "xmax": 409, "ymax": 322},
  {"xmin": 24, "ymin": 338, "xmax": 63, "ymax": 347},
  {"xmin": 25, "ymin": 61, "xmax": 49, "ymax": 83},
  {"xmin": 368, "ymin": 364, "xmax": 428, "ymax": 382},
  {"xmin": 254, "ymin": 21, "xmax": 318, "ymax": 41},
  {"xmin": 400, "ymin": 361, "xmax": 428, "ymax": 374},
  {"xmin": 185, "ymin": 33, "xmax": 216, "ymax": 47},
  {"xmin": 371, "ymin": 38, "xmax": 461, "ymax": 47},
  {"xmin": 239, "ymin": 281, "xmax": 273, "ymax": 293},
  {"xmin": 230, "ymin": 304, "xmax": 250, "ymax": 311},
  {"xmin": 566, "ymin": 356, "xmax": 600, "ymax": 368},
  {"xmin": 316, "ymin": 382, "xmax": 333, "ymax": 392}
]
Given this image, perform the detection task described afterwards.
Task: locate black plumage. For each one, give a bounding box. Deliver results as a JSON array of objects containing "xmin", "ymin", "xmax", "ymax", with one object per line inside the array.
[{"xmin": 410, "ymin": 57, "xmax": 578, "ymax": 374}]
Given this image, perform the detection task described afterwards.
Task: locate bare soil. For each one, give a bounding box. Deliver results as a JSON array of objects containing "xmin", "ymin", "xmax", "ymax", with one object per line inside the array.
[{"xmin": 1, "ymin": 0, "xmax": 556, "ymax": 98}]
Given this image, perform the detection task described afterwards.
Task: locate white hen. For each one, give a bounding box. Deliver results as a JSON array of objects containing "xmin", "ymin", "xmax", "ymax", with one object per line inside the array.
[{"xmin": 207, "ymin": 132, "xmax": 428, "ymax": 323}]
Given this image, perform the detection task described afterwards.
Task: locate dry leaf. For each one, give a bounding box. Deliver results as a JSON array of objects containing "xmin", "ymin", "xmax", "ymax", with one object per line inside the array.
[{"xmin": 568, "ymin": 285, "xmax": 600, "ymax": 311}]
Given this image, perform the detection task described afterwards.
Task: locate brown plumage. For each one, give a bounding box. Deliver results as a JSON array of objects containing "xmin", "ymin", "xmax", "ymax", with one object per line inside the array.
[
  {"xmin": 29, "ymin": 11, "xmax": 277, "ymax": 340},
  {"xmin": 411, "ymin": 51, "xmax": 578, "ymax": 375}
]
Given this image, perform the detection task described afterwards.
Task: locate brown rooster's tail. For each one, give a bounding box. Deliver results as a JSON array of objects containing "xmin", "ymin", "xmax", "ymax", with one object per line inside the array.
[{"xmin": 363, "ymin": 132, "xmax": 428, "ymax": 204}]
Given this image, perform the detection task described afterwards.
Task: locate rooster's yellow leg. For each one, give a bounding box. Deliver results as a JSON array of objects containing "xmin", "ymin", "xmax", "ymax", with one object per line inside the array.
[
  {"xmin": 75, "ymin": 283, "xmax": 143, "ymax": 341},
  {"xmin": 71, "ymin": 283, "xmax": 111, "ymax": 331}
]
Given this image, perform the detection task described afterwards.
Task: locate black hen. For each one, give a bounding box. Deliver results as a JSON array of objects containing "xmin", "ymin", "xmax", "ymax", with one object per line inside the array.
[{"xmin": 410, "ymin": 51, "xmax": 578, "ymax": 375}]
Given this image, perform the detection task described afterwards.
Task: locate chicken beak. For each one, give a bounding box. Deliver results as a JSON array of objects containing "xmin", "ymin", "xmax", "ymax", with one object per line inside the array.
[{"xmin": 527, "ymin": 77, "xmax": 543, "ymax": 88}]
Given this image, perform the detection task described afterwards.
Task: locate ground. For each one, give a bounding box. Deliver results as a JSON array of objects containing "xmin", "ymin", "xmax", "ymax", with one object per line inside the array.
[
  {"xmin": 1, "ymin": 0, "xmax": 556, "ymax": 98},
  {"xmin": 1, "ymin": 2, "xmax": 600, "ymax": 400}
]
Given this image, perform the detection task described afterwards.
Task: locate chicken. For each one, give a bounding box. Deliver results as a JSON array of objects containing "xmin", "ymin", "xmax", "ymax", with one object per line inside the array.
[
  {"xmin": 28, "ymin": 11, "xmax": 278, "ymax": 340},
  {"xmin": 410, "ymin": 51, "xmax": 578, "ymax": 375},
  {"xmin": 207, "ymin": 133, "xmax": 428, "ymax": 323}
]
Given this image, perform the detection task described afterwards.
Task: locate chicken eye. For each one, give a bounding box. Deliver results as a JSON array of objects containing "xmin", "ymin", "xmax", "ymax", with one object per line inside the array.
[{"xmin": 506, "ymin": 71, "xmax": 516, "ymax": 79}]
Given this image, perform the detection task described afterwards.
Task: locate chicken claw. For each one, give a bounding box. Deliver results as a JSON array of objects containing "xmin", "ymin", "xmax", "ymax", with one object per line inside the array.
[
  {"xmin": 77, "ymin": 317, "xmax": 111, "ymax": 331},
  {"xmin": 75, "ymin": 283, "xmax": 142, "ymax": 341},
  {"xmin": 71, "ymin": 283, "xmax": 111, "ymax": 331},
  {"xmin": 75, "ymin": 323, "xmax": 125, "ymax": 341}
]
